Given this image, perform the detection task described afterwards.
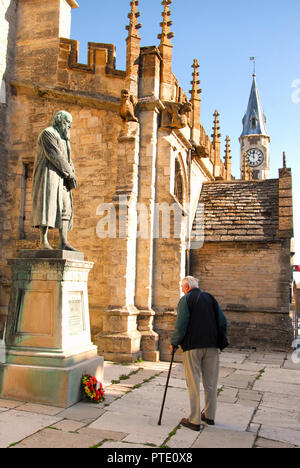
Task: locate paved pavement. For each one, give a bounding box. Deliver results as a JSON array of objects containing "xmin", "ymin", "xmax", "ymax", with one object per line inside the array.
[{"xmin": 0, "ymin": 349, "xmax": 300, "ymax": 449}]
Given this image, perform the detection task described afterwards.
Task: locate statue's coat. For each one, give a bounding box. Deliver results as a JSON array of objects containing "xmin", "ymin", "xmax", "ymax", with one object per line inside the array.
[{"xmin": 31, "ymin": 126, "xmax": 75, "ymax": 230}]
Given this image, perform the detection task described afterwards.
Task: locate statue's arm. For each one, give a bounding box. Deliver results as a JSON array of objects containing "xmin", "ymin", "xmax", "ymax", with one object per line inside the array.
[{"xmin": 40, "ymin": 130, "xmax": 75, "ymax": 179}]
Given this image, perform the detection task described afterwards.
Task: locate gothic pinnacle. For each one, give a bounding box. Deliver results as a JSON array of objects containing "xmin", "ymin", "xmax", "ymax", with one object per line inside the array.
[
  {"xmin": 211, "ymin": 110, "xmax": 221, "ymax": 143},
  {"xmin": 190, "ymin": 59, "xmax": 202, "ymax": 101},
  {"xmin": 224, "ymin": 136, "xmax": 232, "ymax": 162},
  {"xmin": 224, "ymin": 136, "xmax": 232, "ymax": 180},
  {"xmin": 283, "ymin": 151, "xmax": 287, "ymax": 169},
  {"xmin": 126, "ymin": 0, "xmax": 142, "ymax": 39},
  {"xmin": 158, "ymin": 0, "xmax": 174, "ymax": 47},
  {"xmin": 242, "ymin": 151, "xmax": 252, "ymax": 180}
]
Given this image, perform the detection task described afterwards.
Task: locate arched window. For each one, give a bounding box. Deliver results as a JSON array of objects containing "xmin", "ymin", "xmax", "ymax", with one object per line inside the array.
[{"xmin": 174, "ymin": 158, "xmax": 184, "ymax": 206}]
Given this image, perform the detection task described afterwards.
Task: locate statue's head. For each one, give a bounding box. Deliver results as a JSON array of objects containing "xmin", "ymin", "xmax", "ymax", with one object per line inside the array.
[{"xmin": 53, "ymin": 111, "xmax": 72, "ymax": 140}]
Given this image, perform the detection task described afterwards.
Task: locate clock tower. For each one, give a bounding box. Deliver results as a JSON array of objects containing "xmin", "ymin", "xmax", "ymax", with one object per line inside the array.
[{"xmin": 239, "ymin": 74, "xmax": 270, "ymax": 180}]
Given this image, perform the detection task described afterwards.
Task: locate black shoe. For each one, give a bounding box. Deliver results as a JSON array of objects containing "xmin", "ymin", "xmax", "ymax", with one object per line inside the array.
[
  {"xmin": 201, "ymin": 413, "xmax": 215, "ymax": 426},
  {"xmin": 180, "ymin": 418, "xmax": 201, "ymax": 432}
]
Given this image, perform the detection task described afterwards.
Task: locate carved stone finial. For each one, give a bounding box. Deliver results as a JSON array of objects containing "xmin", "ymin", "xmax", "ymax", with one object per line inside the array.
[
  {"xmin": 189, "ymin": 59, "xmax": 202, "ymax": 101},
  {"xmin": 224, "ymin": 136, "xmax": 232, "ymax": 181},
  {"xmin": 242, "ymin": 151, "xmax": 251, "ymax": 180},
  {"xmin": 120, "ymin": 89, "xmax": 138, "ymax": 123},
  {"xmin": 283, "ymin": 151, "xmax": 287, "ymax": 169},
  {"xmin": 126, "ymin": 0, "xmax": 142, "ymax": 39},
  {"xmin": 224, "ymin": 136, "xmax": 232, "ymax": 163},
  {"xmin": 158, "ymin": 0, "xmax": 174, "ymax": 46},
  {"xmin": 211, "ymin": 110, "xmax": 221, "ymax": 144}
]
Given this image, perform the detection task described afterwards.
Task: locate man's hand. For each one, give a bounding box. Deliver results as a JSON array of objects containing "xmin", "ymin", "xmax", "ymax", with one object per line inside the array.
[{"xmin": 169, "ymin": 345, "xmax": 179, "ymax": 353}]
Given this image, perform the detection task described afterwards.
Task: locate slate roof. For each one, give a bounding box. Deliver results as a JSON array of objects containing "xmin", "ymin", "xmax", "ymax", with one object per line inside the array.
[{"xmin": 193, "ymin": 179, "xmax": 279, "ymax": 243}]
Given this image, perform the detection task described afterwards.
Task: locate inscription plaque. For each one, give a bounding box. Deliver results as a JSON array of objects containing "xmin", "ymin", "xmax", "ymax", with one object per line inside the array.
[{"xmin": 68, "ymin": 292, "xmax": 84, "ymax": 335}]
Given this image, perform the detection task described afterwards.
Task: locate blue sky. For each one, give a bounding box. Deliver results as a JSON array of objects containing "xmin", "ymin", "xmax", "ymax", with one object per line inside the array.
[{"xmin": 71, "ymin": 0, "xmax": 300, "ymax": 267}]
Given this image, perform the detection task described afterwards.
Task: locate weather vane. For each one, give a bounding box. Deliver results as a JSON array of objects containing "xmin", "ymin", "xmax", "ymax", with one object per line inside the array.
[{"xmin": 250, "ymin": 56, "xmax": 256, "ymax": 76}]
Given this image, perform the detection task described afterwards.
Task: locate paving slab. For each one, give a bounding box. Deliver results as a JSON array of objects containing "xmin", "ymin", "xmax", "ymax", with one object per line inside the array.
[
  {"xmin": 79, "ymin": 427, "xmax": 128, "ymax": 441},
  {"xmin": 89, "ymin": 412, "xmax": 172, "ymax": 447},
  {"xmin": 50, "ymin": 419, "xmax": 86, "ymax": 432},
  {"xmin": 253, "ymin": 380, "xmax": 300, "ymax": 395},
  {"xmin": 214, "ymin": 402, "xmax": 256, "ymax": 432},
  {"xmin": 114, "ymin": 369, "xmax": 160, "ymax": 388},
  {"xmin": 282, "ymin": 354, "xmax": 300, "ymax": 370},
  {"xmin": 17, "ymin": 403, "xmax": 63, "ymax": 416},
  {"xmin": 218, "ymin": 387, "xmax": 238, "ymax": 403},
  {"xmin": 258, "ymin": 426, "xmax": 300, "ymax": 447},
  {"xmin": 252, "ymin": 407, "xmax": 300, "ymax": 431},
  {"xmin": 99, "ymin": 440, "xmax": 152, "ymax": 449},
  {"xmin": 255, "ymin": 437, "xmax": 297, "ymax": 449},
  {"xmin": 0, "ymin": 410, "xmax": 62, "ymax": 448},
  {"xmin": 103, "ymin": 363, "xmax": 141, "ymax": 386},
  {"xmin": 166, "ymin": 425, "xmax": 201, "ymax": 449},
  {"xmin": 12, "ymin": 427, "xmax": 107, "ymax": 449},
  {"xmin": 260, "ymin": 392, "xmax": 300, "ymax": 412},
  {"xmin": 0, "ymin": 399, "xmax": 24, "ymax": 409},
  {"xmin": 57, "ymin": 401, "xmax": 106, "ymax": 423},
  {"xmin": 219, "ymin": 372, "xmax": 257, "ymax": 389},
  {"xmin": 192, "ymin": 426, "xmax": 256, "ymax": 448},
  {"xmin": 257, "ymin": 368, "xmax": 300, "ymax": 384},
  {"xmin": 237, "ymin": 390, "xmax": 262, "ymax": 402}
]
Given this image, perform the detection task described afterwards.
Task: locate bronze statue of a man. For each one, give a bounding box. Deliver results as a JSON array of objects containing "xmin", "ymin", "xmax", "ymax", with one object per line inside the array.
[{"xmin": 31, "ymin": 110, "xmax": 78, "ymax": 251}]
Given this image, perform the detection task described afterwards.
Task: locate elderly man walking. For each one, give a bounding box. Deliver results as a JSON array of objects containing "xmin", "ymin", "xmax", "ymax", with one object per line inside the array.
[{"xmin": 170, "ymin": 276, "xmax": 228, "ymax": 431}]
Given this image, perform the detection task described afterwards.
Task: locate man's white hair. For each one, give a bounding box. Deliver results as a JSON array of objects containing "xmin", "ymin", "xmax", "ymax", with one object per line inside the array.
[{"xmin": 181, "ymin": 276, "xmax": 199, "ymax": 289}]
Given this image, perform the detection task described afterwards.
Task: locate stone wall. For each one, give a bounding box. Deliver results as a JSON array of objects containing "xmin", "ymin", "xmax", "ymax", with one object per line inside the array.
[
  {"xmin": 191, "ymin": 240, "xmax": 293, "ymax": 351},
  {"xmin": 0, "ymin": 88, "xmax": 124, "ymax": 330},
  {"xmin": 0, "ymin": 0, "xmax": 17, "ymax": 335}
]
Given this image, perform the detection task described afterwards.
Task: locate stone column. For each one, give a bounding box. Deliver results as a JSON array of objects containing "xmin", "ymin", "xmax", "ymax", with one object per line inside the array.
[
  {"xmin": 94, "ymin": 121, "xmax": 142, "ymax": 363},
  {"xmin": 134, "ymin": 47, "xmax": 164, "ymax": 362},
  {"xmin": 152, "ymin": 131, "xmax": 188, "ymax": 361}
]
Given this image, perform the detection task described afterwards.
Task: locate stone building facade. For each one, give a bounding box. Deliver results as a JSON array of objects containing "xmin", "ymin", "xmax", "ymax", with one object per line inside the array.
[{"xmin": 0, "ymin": 0, "xmax": 294, "ymax": 361}]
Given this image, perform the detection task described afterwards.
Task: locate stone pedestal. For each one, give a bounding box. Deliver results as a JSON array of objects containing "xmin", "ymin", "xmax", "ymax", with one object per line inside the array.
[{"xmin": 0, "ymin": 250, "xmax": 104, "ymax": 408}]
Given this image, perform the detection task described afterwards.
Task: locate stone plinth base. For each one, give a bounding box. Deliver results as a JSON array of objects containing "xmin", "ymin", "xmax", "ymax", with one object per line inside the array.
[
  {"xmin": 0, "ymin": 250, "xmax": 104, "ymax": 407},
  {"xmin": 0, "ymin": 355, "xmax": 104, "ymax": 408}
]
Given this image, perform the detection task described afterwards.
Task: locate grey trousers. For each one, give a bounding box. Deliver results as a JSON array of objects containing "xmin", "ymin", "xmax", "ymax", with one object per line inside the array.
[{"xmin": 183, "ymin": 348, "xmax": 219, "ymax": 425}]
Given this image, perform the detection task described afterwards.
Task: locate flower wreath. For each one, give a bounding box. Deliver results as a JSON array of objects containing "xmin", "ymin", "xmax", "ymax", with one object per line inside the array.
[{"xmin": 81, "ymin": 374, "xmax": 105, "ymax": 403}]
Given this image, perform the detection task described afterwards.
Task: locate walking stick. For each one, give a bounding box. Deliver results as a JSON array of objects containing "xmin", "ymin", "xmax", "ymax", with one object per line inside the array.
[{"xmin": 158, "ymin": 346, "xmax": 177, "ymax": 426}]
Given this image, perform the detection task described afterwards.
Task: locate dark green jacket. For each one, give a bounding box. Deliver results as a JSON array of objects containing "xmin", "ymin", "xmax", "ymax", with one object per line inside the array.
[{"xmin": 171, "ymin": 288, "xmax": 227, "ymax": 351}]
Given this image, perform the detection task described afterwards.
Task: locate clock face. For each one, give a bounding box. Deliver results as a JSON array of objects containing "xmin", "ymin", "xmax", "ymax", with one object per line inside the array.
[{"xmin": 246, "ymin": 148, "xmax": 264, "ymax": 167}]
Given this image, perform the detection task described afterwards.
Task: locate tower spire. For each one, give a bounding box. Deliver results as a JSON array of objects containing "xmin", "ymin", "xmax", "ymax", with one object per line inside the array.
[
  {"xmin": 126, "ymin": 0, "xmax": 142, "ymax": 39},
  {"xmin": 158, "ymin": 0, "xmax": 175, "ymax": 47},
  {"xmin": 241, "ymin": 74, "xmax": 268, "ymax": 138}
]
